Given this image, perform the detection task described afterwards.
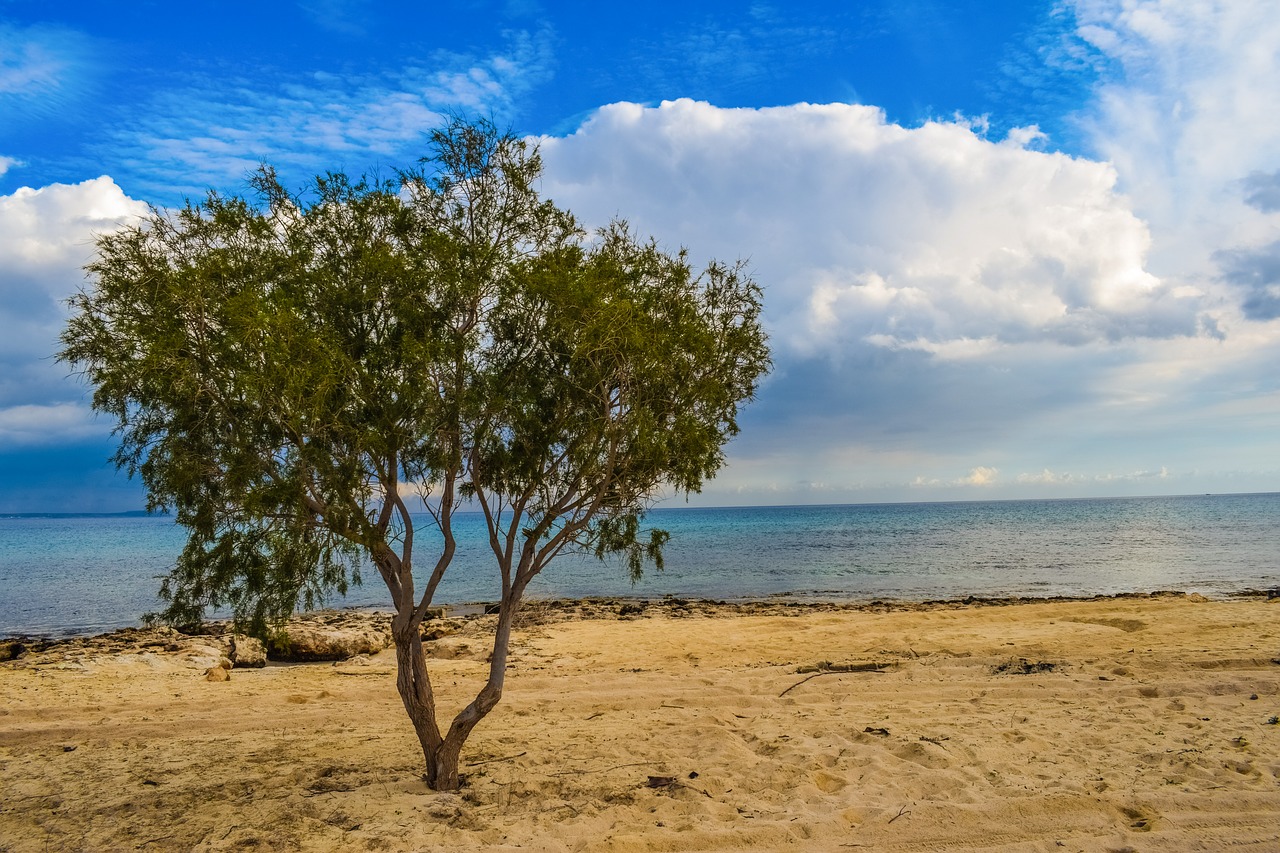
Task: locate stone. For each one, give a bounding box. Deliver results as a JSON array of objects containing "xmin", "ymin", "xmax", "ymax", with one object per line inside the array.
[
  {"xmin": 425, "ymin": 637, "xmax": 489, "ymax": 662},
  {"xmin": 181, "ymin": 643, "xmax": 229, "ymax": 672},
  {"xmin": 205, "ymin": 665, "xmax": 230, "ymax": 682},
  {"xmin": 230, "ymin": 635, "xmax": 267, "ymax": 668},
  {"xmin": 0, "ymin": 640, "xmax": 24, "ymax": 662},
  {"xmin": 268, "ymin": 616, "xmax": 392, "ymax": 662}
]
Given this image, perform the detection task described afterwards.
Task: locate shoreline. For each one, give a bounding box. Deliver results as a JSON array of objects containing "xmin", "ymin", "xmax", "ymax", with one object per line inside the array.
[{"xmin": 3, "ymin": 586, "xmax": 1278, "ymax": 648}]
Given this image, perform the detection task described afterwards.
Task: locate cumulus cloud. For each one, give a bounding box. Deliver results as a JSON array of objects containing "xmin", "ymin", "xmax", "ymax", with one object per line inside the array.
[
  {"xmin": 532, "ymin": 92, "xmax": 1279, "ymax": 500},
  {"xmin": 0, "ymin": 176, "xmax": 146, "ymax": 442},
  {"xmin": 913, "ymin": 467, "xmax": 1002, "ymax": 488},
  {"xmin": 539, "ymin": 99, "xmax": 1201, "ymax": 361}
]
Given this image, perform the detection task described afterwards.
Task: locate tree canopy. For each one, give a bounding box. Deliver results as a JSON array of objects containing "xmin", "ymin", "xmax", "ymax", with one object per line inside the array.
[{"xmin": 60, "ymin": 117, "xmax": 770, "ymax": 789}]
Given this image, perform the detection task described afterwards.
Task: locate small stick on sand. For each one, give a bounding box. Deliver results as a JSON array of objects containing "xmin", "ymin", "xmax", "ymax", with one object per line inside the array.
[
  {"xmin": 466, "ymin": 751, "xmax": 527, "ymax": 767},
  {"xmin": 780, "ymin": 663, "xmax": 889, "ymax": 697}
]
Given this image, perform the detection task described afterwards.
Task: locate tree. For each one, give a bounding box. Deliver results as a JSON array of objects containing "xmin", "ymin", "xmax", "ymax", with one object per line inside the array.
[{"xmin": 60, "ymin": 118, "xmax": 770, "ymax": 790}]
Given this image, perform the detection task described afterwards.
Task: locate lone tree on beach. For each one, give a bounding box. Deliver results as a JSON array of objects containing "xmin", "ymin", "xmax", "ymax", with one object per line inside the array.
[{"xmin": 60, "ymin": 118, "xmax": 770, "ymax": 790}]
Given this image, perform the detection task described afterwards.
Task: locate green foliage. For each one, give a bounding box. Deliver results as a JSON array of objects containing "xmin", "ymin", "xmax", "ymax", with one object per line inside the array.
[{"xmin": 60, "ymin": 117, "xmax": 770, "ymax": 636}]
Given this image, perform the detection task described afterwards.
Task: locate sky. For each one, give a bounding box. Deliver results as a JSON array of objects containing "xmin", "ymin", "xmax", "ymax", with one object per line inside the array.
[{"xmin": 1, "ymin": 0, "xmax": 1278, "ymax": 512}]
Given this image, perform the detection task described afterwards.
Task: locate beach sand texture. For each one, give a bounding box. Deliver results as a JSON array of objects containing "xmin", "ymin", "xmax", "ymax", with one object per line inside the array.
[{"xmin": 2, "ymin": 595, "xmax": 1279, "ymax": 851}]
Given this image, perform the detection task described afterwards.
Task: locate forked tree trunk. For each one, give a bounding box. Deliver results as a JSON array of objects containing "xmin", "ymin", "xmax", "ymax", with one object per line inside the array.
[
  {"xmin": 392, "ymin": 599, "xmax": 520, "ymax": 791},
  {"xmin": 392, "ymin": 624, "xmax": 448, "ymax": 786}
]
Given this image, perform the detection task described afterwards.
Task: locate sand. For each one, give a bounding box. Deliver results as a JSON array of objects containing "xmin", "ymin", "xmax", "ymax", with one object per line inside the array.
[{"xmin": 2, "ymin": 594, "xmax": 1279, "ymax": 852}]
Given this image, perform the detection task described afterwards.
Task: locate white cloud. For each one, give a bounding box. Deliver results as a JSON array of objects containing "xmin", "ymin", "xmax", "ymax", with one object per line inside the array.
[
  {"xmin": 910, "ymin": 466, "xmax": 1001, "ymax": 489},
  {"xmin": 1016, "ymin": 468, "xmax": 1078, "ymax": 485},
  {"xmin": 535, "ymin": 92, "xmax": 1278, "ymax": 503},
  {"xmin": 0, "ymin": 403, "xmax": 102, "ymax": 445},
  {"xmin": 539, "ymin": 99, "xmax": 1201, "ymax": 361},
  {"xmin": 0, "ymin": 156, "xmax": 17, "ymax": 177},
  {"xmin": 961, "ymin": 466, "xmax": 1001, "ymax": 486},
  {"xmin": 1014, "ymin": 466, "xmax": 1169, "ymax": 485},
  {"xmin": 0, "ymin": 176, "xmax": 146, "ymax": 441},
  {"xmin": 1070, "ymin": 0, "xmax": 1280, "ymax": 310}
]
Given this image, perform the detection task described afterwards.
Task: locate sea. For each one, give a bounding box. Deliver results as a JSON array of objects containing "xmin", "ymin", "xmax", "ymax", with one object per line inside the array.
[{"xmin": 1, "ymin": 493, "xmax": 1277, "ymax": 638}]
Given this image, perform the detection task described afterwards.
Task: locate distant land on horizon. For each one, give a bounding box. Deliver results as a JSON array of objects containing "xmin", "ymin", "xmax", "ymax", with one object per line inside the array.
[
  {"xmin": 0, "ymin": 510, "xmax": 164, "ymax": 519},
  {"xmin": 5, "ymin": 491, "xmax": 1278, "ymax": 520}
]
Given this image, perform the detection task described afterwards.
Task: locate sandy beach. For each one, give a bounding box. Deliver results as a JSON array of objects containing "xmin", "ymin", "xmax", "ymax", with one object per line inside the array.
[{"xmin": 2, "ymin": 593, "xmax": 1279, "ymax": 851}]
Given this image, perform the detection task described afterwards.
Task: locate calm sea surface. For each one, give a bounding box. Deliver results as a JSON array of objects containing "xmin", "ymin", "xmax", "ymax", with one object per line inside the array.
[{"xmin": 1, "ymin": 493, "xmax": 1277, "ymax": 637}]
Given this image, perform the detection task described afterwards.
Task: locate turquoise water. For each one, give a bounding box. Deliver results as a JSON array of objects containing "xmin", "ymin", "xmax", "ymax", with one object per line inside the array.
[{"xmin": 1, "ymin": 493, "xmax": 1277, "ymax": 637}]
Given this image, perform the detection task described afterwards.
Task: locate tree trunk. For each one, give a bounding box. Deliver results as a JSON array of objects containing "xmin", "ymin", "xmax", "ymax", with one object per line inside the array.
[
  {"xmin": 392, "ymin": 620, "xmax": 450, "ymax": 788},
  {"xmin": 392, "ymin": 598, "xmax": 521, "ymax": 791}
]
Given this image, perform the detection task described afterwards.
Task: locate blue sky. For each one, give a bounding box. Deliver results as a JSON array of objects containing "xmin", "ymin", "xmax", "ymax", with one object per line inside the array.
[{"xmin": 1, "ymin": 0, "xmax": 1277, "ymax": 511}]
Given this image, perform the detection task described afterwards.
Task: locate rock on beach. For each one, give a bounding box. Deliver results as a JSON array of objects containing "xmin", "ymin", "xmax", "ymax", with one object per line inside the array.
[
  {"xmin": 266, "ymin": 612, "xmax": 393, "ymax": 662},
  {"xmin": 230, "ymin": 634, "xmax": 267, "ymax": 668}
]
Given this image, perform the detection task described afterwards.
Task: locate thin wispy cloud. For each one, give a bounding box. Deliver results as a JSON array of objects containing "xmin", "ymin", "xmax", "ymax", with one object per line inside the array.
[
  {"xmin": 589, "ymin": 5, "xmax": 854, "ymax": 107},
  {"xmin": 107, "ymin": 27, "xmax": 556, "ymax": 199},
  {"xmin": 1015, "ymin": 466, "xmax": 1170, "ymax": 485},
  {"xmin": 0, "ymin": 23, "xmax": 99, "ymax": 119},
  {"xmin": 986, "ymin": 3, "xmax": 1110, "ymax": 145},
  {"xmin": 654, "ymin": 11, "xmax": 839, "ymax": 97},
  {"xmin": 297, "ymin": 0, "xmax": 374, "ymax": 36}
]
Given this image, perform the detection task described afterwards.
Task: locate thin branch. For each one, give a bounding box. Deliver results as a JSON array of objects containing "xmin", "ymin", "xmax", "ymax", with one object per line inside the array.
[{"xmin": 415, "ymin": 467, "xmax": 456, "ymax": 623}]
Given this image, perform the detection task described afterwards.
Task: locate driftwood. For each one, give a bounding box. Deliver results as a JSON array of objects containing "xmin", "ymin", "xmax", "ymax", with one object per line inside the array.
[
  {"xmin": 780, "ymin": 662, "xmax": 891, "ymax": 697},
  {"xmin": 645, "ymin": 774, "xmax": 712, "ymax": 798}
]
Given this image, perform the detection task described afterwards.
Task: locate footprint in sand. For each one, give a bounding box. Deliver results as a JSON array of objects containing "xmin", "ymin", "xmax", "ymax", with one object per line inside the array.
[
  {"xmin": 892, "ymin": 741, "xmax": 951, "ymax": 769},
  {"xmin": 1119, "ymin": 805, "xmax": 1156, "ymax": 832},
  {"xmin": 811, "ymin": 770, "xmax": 847, "ymax": 793}
]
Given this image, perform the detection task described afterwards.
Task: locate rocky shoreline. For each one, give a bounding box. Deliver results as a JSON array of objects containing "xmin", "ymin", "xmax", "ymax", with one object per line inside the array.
[{"xmin": 5, "ymin": 589, "xmax": 1272, "ymax": 671}]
